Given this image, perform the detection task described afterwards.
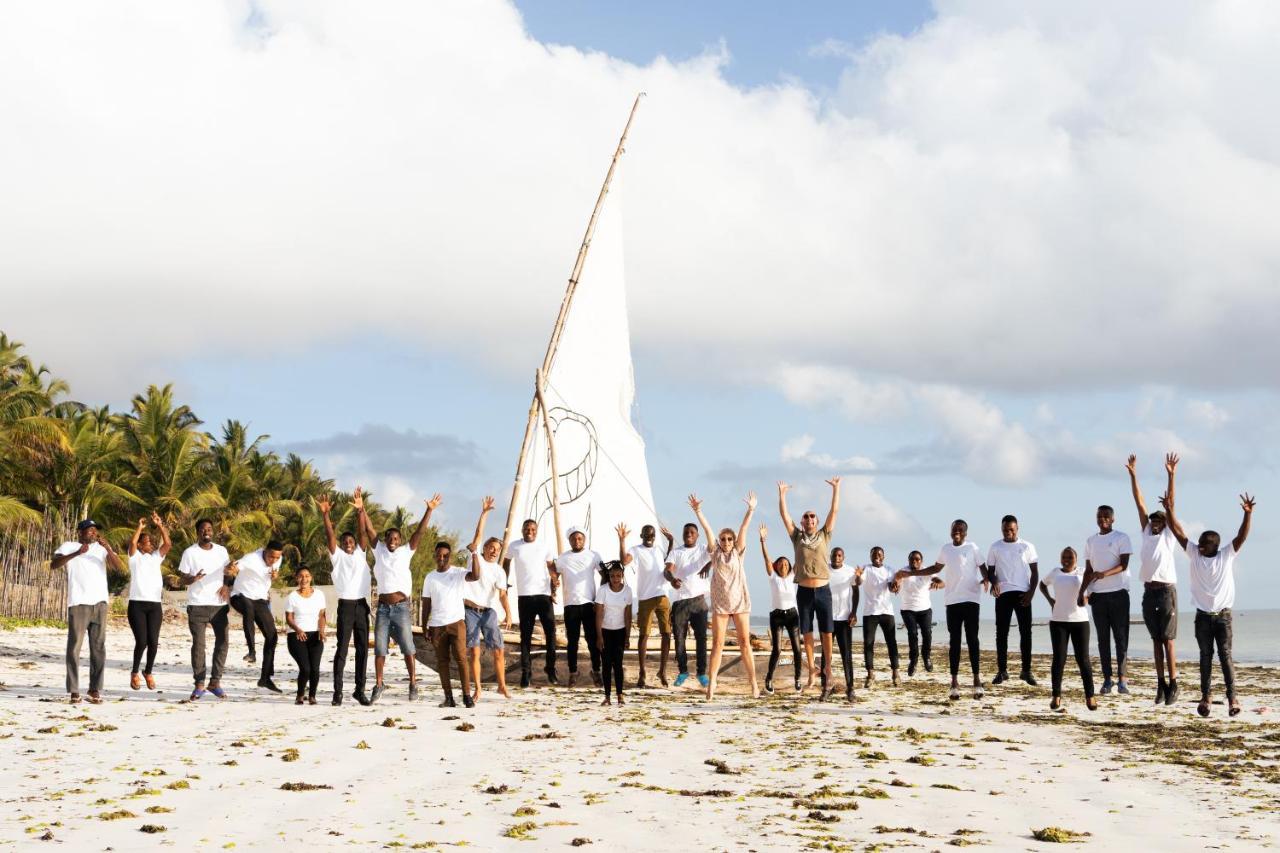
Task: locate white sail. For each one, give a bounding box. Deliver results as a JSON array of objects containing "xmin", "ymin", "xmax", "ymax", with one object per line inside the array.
[{"xmin": 509, "ymin": 183, "xmax": 659, "ymax": 601}]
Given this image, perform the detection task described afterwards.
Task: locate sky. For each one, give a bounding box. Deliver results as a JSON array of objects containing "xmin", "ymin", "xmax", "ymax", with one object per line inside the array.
[{"xmin": 2, "ymin": 0, "xmax": 1277, "ymax": 614}]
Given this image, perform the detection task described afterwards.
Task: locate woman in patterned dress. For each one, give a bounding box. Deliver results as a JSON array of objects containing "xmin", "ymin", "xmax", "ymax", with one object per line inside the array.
[{"xmin": 690, "ymin": 492, "xmax": 759, "ymax": 700}]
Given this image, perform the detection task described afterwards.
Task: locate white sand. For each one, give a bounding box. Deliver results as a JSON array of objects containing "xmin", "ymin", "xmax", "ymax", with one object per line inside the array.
[{"xmin": 1, "ymin": 620, "xmax": 1276, "ymax": 851}]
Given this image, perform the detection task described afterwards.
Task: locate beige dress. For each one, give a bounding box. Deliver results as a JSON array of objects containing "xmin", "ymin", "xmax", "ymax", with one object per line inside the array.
[{"xmin": 710, "ymin": 546, "xmax": 751, "ymax": 616}]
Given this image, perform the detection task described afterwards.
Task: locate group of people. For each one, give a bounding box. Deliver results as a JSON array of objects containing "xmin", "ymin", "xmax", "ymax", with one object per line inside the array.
[{"xmin": 55, "ymin": 455, "xmax": 1254, "ymax": 716}]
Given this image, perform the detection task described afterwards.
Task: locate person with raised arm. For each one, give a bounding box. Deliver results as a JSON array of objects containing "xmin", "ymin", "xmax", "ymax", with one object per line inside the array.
[
  {"xmin": 778, "ymin": 477, "xmax": 841, "ymax": 701},
  {"xmin": 52, "ymin": 519, "xmax": 122, "ymax": 704},
  {"xmin": 422, "ymin": 539, "xmax": 482, "ymax": 708},
  {"xmin": 556, "ymin": 526, "xmax": 606, "ymax": 688},
  {"xmin": 987, "ymin": 515, "xmax": 1039, "ymax": 686},
  {"xmin": 759, "ymin": 525, "xmax": 800, "ymax": 696},
  {"xmin": 360, "ymin": 490, "xmax": 440, "ymax": 703},
  {"xmin": 895, "ymin": 520, "xmax": 989, "ymax": 700},
  {"xmin": 1039, "ymin": 547, "xmax": 1097, "ymax": 711},
  {"xmin": 321, "ymin": 490, "xmax": 372, "ymax": 706},
  {"xmin": 284, "ymin": 566, "xmax": 327, "ymax": 705},
  {"xmin": 618, "ymin": 522, "xmax": 674, "ymax": 688},
  {"xmin": 664, "ymin": 521, "xmax": 712, "ymax": 688},
  {"xmin": 595, "ymin": 560, "xmax": 634, "ymax": 706},
  {"xmin": 828, "ymin": 546, "xmax": 858, "ymax": 701},
  {"xmin": 1160, "ymin": 487, "xmax": 1255, "ymax": 717},
  {"xmin": 126, "ymin": 512, "xmax": 171, "ymax": 691},
  {"xmin": 504, "ymin": 518, "xmax": 560, "ymax": 688},
  {"xmin": 175, "ymin": 519, "xmax": 238, "ymax": 700},
  {"xmin": 1125, "ymin": 454, "xmax": 1181, "ymax": 706},
  {"xmin": 854, "ymin": 547, "xmax": 901, "ymax": 688},
  {"xmin": 896, "ymin": 550, "xmax": 943, "ymax": 677},
  {"xmin": 691, "ymin": 492, "xmax": 759, "ymax": 701},
  {"xmin": 228, "ymin": 538, "xmax": 285, "ymax": 694},
  {"xmin": 1080, "ymin": 502, "xmax": 1133, "ymax": 695},
  {"xmin": 463, "ymin": 497, "xmax": 514, "ymax": 701}
]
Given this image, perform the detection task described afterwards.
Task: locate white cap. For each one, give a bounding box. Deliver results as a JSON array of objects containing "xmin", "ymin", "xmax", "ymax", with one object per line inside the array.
[{"xmin": 567, "ymin": 526, "xmax": 585, "ymax": 538}]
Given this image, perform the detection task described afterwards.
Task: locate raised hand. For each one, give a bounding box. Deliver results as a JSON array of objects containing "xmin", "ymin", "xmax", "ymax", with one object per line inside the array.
[
  {"xmin": 929, "ymin": 577, "xmax": 944, "ymax": 591},
  {"xmin": 1125, "ymin": 454, "xmax": 1137, "ymax": 475},
  {"xmin": 777, "ymin": 481, "xmax": 790, "ymax": 496},
  {"xmin": 687, "ymin": 494, "xmax": 702, "ymax": 512},
  {"xmin": 317, "ymin": 494, "xmax": 332, "ymax": 515},
  {"xmin": 137, "ymin": 517, "xmax": 147, "ymax": 531},
  {"xmin": 426, "ymin": 493, "xmax": 443, "ymax": 511},
  {"xmin": 150, "ymin": 511, "xmax": 164, "ymax": 528},
  {"xmin": 1158, "ymin": 492, "xmax": 1170, "ymax": 511},
  {"xmin": 1241, "ymin": 493, "xmax": 1256, "ymax": 513},
  {"xmin": 759, "ymin": 524, "xmax": 768, "ymax": 540},
  {"xmin": 1165, "ymin": 453, "xmax": 1180, "ymax": 474},
  {"xmin": 616, "ymin": 523, "xmax": 630, "ymax": 540},
  {"xmin": 825, "ymin": 476, "xmax": 841, "ymax": 489},
  {"xmin": 352, "ymin": 487, "xmax": 364, "ymax": 510},
  {"xmin": 481, "ymin": 495, "xmax": 496, "ymax": 512},
  {"xmin": 744, "ymin": 491, "xmax": 758, "ymax": 510},
  {"xmin": 659, "ymin": 525, "xmax": 673, "ymax": 541}
]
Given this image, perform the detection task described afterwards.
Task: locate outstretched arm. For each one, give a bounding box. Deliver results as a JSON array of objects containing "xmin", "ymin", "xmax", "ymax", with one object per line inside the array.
[
  {"xmin": 1160, "ymin": 493, "xmax": 1189, "ymax": 550},
  {"xmin": 468, "ymin": 496, "xmax": 495, "ymax": 554},
  {"xmin": 759, "ymin": 525, "xmax": 774, "ymax": 577},
  {"xmin": 409, "ymin": 493, "xmax": 442, "ymax": 551},
  {"xmin": 690, "ymin": 494, "xmax": 715, "ymax": 545},
  {"xmin": 1126, "ymin": 455, "xmax": 1148, "ymax": 532},
  {"xmin": 318, "ymin": 494, "xmax": 337, "ymax": 554},
  {"xmin": 1233, "ymin": 494, "xmax": 1255, "ymax": 552},
  {"xmin": 660, "ymin": 526, "xmax": 674, "ymax": 554},
  {"xmin": 617, "ymin": 523, "xmax": 632, "ymax": 565},
  {"xmin": 153, "ymin": 512, "xmax": 172, "ymax": 558},
  {"xmin": 353, "ymin": 487, "xmax": 374, "ymax": 550},
  {"xmin": 896, "ymin": 561, "xmax": 944, "ymax": 580},
  {"xmin": 1165, "ymin": 453, "xmax": 1179, "ymax": 516},
  {"xmin": 129, "ymin": 517, "xmax": 145, "ymax": 557},
  {"xmin": 823, "ymin": 477, "xmax": 841, "ymax": 534},
  {"xmin": 735, "ymin": 493, "xmax": 757, "ymax": 554},
  {"xmin": 777, "ymin": 482, "xmax": 796, "ymax": 537}
]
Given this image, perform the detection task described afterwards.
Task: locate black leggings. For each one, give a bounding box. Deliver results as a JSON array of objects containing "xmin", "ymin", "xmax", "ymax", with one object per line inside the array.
[
  {"xmin": 946, "ymin": 602, "xmax": 980, "ymax": 678},
  {"xmin": 127, "ymin": 600, "xmax": 163, "ymax": 675},
  {"xmin": 287, "ymin": 632, "xmax": 324, "ymax": 698},
  {"xmin": 767, "ymin": 608, "xmax": 801, "ymax": 683},
  {"xmin": 1049, "ymin": 620, "xmax": 1094, "ymax": 698},
  {"xmin": 832, "ymin": 620, "xmax": 854, "ymax": 687},
  {"xmin": 862, "ymin": 614, "xmax": 899, "ymax": 670},
  {"xmin": 901, "ymin": 608, "xmax": 932, "ymax": 667},
  {"xmin": 601, "ymin": 628, "xmax": 626, "ymax": 698},
  {"xmin": 995, "ymin": 591, "xmax": 1033, "ymax": 675},
  {"xmin": 517, "ymin": 595, "xmax": 557, "ymax": 677}
]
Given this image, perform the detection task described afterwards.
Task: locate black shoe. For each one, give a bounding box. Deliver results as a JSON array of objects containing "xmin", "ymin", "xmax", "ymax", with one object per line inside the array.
[
  {"xmin": 992, "ymin": 671, "xmax": 1008, "ymax": 685},
  {"xmin": 1155, "ymin": 682, "xmax": 1167, "ymax": 705},
  {"xmin": 258, "ymin": 678, "xmax": 282, "ymax": 694},
  {"xmin": 332, "ymin": 693, "xmax": 343, "ymax": 706},
  {"xmin": 370, "ymin": 684, "xmax": 384, "ymax": 704},
  {"xmin": 1165, "ymin": 680, "xmax": 1179, "ymax": 706},
  {"xmin": 439, "ymin": 697, "xmax": 457, "ymax": 708},
  {"xmin": 520, "ymin": 673, "xmax": 531, "ymax": 689},
  {"xmin": 764, "ymin": 677, "xmax": 774, "ymax": 695},
  {"xmin": 845, "ymin": 686, "xmax": 855, "ymax": 703},
  {"xmin": 907, "ymin": 661, "xmax": 917, "ymax": 677},
  {"xmin": 1020, "ymin": 672, "xmax": 1037, "ymax": 686},
  {"xmin": 242, "ymin": 652, "xmax": 256, "ymax": 664},
  {"xmin": 547, "ymin": 673, "xmax": 560, "ymax": 686},
  {"xmin": 794, "ymin": 679, "xmax": 802, "ymax": 693},
  {"xmin": 923, "ymin": 658, "xmax": 933, "ymax": 672},
  {"xmin": 354, "ymin": 690, "xmax": 371, "ymax": 706},
  {"xmin": 463, "ymin": 695, "xmax": 475, "ymax": 709}
]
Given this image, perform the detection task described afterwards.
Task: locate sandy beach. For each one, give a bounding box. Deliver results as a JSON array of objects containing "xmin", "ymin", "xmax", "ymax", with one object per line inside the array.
[{"xmin": 1, "ymin": 618, "xmax": 1276, "ymax": 851}]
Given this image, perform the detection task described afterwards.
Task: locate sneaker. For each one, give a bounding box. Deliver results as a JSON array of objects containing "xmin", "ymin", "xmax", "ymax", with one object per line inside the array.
[
  {"xmin": 258, "ymin": 678, "xmax": 282, "ymax": 694},
  {"xmin": 370, "ymin": 684, "xmax": 384, "ymax": 704},
  {"xmin": 845, "ymin": 686, "xmax": 855, "ymax": 703},
  {"xmin": 520, "ymin": 673, "xmax": 531, "ymax": 689},
  {"xmin": 992, "ymin": 671, "xmax": 1008, "ymax": 685},
  {"xmin": 794, "ymin": 679, "xmax": 802, "ymax": 693},
  {"xmin": 923, "ymin": 659, "xmax": 933, "ymax": 673},
  {"xmin": 547, "ymin": 673, "xmax": 560, "ymax": 686},
  {"xmin": 973, "ymin": 683, "xmax": 985, "ymax": 700},
  {"xmin": 1100, "ymin": 679, "xmax": 1114, "ymax": 695},
  {"xmin": 764, "ymin": 677, "xmax": 775, "ymax": 695},
  {"xmin": 463, "ymin": 694, "xmax": 475, "ymax": 709},
  {"xmin": 354, "ymin": 690, "xmax": 371, "ymax": 706},
  {"xmin": 209, "ymin": 686, "xmax": 226, "ymax": 699},
  {"xmin": 1155, "ymin": 682, "xmax": 1167, "ymax": 705},
  {"xmin": 674, "ymin": 673, "xmax": 689, "ymax": 687},
  {"xmin": 891, "ymin": 670, "xmax": 900, "ymax": 687},
  {"xmin": 697, "ymin": 675, "xmax": 710, "ymax": 688},
  {"xmin": 1020, "ymin": 672, "xmax": 1038, "ymax": 687},
  {"xmin": 332, "ymin": 693, "xmax": 343, "ymax": 707},
  {"xmin": 949, "ymin": 685, "xmax": 960, "ymax": 701},
  {"xmin": 190, "ymin": 688, "xmax": 205, "ymax": 701},
  {"xmin": 1116, "ymin": 681, "xmax": 1129, "ymax": 695},
  {"xmin": 439, "ymin": 697, "xmax": 457, "ymax": 708},
  {"xmin": 408, "ymin": 683, "xmax": 419, "ymax": 702},
  {"xmin": 1165, "ymin": 680, "xmax": 1179, "ymax": 706},
  {"xmin": 907, "ymin": 661, "xmax": 917, "ymax": 677},
  {"xmin": 819, "ymin": 685, "xmax": 832, "ymax": 702},
  {"xmin": 1197, "ymin": 697, "xmax": 1211, "ymax": 717}
]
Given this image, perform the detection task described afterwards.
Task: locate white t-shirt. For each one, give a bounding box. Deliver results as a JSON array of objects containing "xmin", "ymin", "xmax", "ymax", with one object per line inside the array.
[
  {"xmin": 987, "ymin": 539, "xmax": 1039, "ymax": 594},
  {"xmin": 897, "ymin": 572, "xmax": 933, "ymax": 612},
  {"xmin": 128, "ymin": 550, "xmax": 165, "ymax": 603},
  {"xmin": 423, "ymin": 567, "xmax": 470, "ymax": 627},
  {"xmin": 464, "ymin": 555, "xmax": 508, "ymax": 611},
  {"xmin": 595, "ymin": 583, "xmax": 634, "ymax": 630},
  {"xmin": 1085, "ymin": 530, "xmax": 1133, "ymax": 594},
  {"xmin": 330, "ymin": 545, "xmax": 370, "ymax": 600},
  {"xmin": 372, "ymin": 541, "xmax": 414, "ymax": 597},
  {"xmin": 860, "ymin": 564, "xmax": 896, "ymax": 617},
  {"xmin": 1138, "ymin": 526, "xmax": 1179, "ymax": 585},
  {"xmin": 556, "ymin": 548, "xmax": 603, "ymax": 606},
  {"xmin": 231, "ymin": 548, "xmax": 277, "ymax": 600},
  {"xmin": 57, "ymin": 541, "xmax": 110, "ymax": 608},
  {"xmin": 178, "ymin": 543, "xmax": 232, "ymax": 607},
  {"xmin": 285, "ymin": 589, "xmax": 327, "ymax": 632},
  {"xmin": 507, "ymin": 538, "xmax": 555, "ymax": 597},
  {"xmin": 829, "ymin": 564, "xmax": 857, "ymax": 620},
  {"xmin": 768, "ymin": 572, "xmax": 797, "ymax": 611},
  {"xmin": 1043, "ymin": 567, "xmax": 1089, "ymax": 622},
  {"xmin": 1187, "ymin": 542, "xmax": 1237, "ymax": 613},
  {"xmin": 937, "ymin": 541, "xmax": 985, "ymax": 606},
  {"xmin": 665, "ymin": 544, "xmax": 710, "ymax": 602},
  {"xmin": 629, "ymin": 544, "xmax": 669, "ymax": 602}
]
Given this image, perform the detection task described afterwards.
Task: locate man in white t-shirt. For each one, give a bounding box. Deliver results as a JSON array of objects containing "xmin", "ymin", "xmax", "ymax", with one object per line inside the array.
[
  {"xmin": 463, "ymin": 498, "xmax": 513, "ymax": 701},
  {"xmin": 854, "ymin": 547, "xmax": 900, "ymax": 687},
  {"xmin": 503, "ymin": 519, "xmax": 559, "ymax": 688},
  {"xmin": 175, "ymin": 519, "xmax": 239, "ymax": 700},
  {"xmin": 1126, "ymin": 453, "xmax": 1181, "ymax": 705},
  {"xmin": 228, "ymin": 539, "xmax": 283, "ymax": 694},
  {"xmin": 557, "ymin": 527, "xmax": 605, "ymax": 688},
  {"xmin": 1163, "ymin": 485, "xmax": 1255, "ymax": 718},
  {"xmin": 618, "ymin": 522, "xmax": 674, "ymax": 688},
  {"xmin": 663, "ymin": 523, "xmax": 712, "ymax": 688},
  {"xmin": 320, "ymin": 491, "xmax": 372, "ymax": 706},
  {"xmin": 1081, "ymin": 505, "xmax": 1133, "ymax": 695},
  {"xmin": 51, "ymin": 519, "xmax": 122, "ymax": 704},
  {"xmin": 987, "ymin": 515, "xmax": 1039, "ymax": 686},
  {"xmin": 421, "ymin": 540, "xmax": 482, "ymax": 708}
]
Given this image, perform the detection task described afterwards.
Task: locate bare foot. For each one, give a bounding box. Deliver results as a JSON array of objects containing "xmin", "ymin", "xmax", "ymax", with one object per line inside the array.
[
  {"xmin": 617, "ymin": 695, "xmax": 625, "ymax": 705},
  {"xmin": 805, "ymin": 671, "xmax": 816, "ymax": 691},
  {"xmin": 658, "ymin": 670, "xmax": 669, "ymax": 687},
  {"xmin": 498, "ymin": 686, "xmax": 511, "ymax": 699},
  {"xmin": 636, "ymin": 674, "xmax": 646, "ymax": 689}
]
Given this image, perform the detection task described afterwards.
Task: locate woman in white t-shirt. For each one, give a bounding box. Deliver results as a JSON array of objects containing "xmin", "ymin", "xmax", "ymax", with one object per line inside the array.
[
  {"xmin": 594, "ymin": 561, "xmax": 634, "ymax": 706},
  {"xmin": 285, "ymin": 567, "xmax": 328, "ymax": 705},
  {"xmin": 126, "ymin": 513, "xmax": 172, "ymax": 691},
  {"xmin": 896, "ymin": 550, "xmax": 943, "ymax": 677},
  {"xmin": 828, "ymin": 546, "xmax": 858, "ymax": 701},
  {"xmin": 758, "ymin": 525, "xmax": 801, "ymax": 696},
  {"xmin": 1038, "ymin": 547, "xmax": 1097, "ymax": 711}
]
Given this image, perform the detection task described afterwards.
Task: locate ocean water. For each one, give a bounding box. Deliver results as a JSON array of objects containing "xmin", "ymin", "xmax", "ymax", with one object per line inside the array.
[{"xmin": 750, "ymin": 608, "xmax": 1280, "ymax": 665}]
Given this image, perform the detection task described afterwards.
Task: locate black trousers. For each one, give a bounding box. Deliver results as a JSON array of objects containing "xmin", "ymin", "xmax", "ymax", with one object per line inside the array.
[
  {"xmin": 1050, "ymin": 620, "xmax": 1094, "ymax": 697},
  {"xmin": 994, "ymin": 590, "xmax": 1033, "ymax": 675},
  {"xmin": 518, "ymin": 595, "xmax": 557, "ymax": 677},
  {"xmin": 602, "ymin": 628, "xmax": 626, "ymax": 697},
  {"xmin": 287, "ymin": 631, "xmax": 324, "ymax": 698},
  {"xmin": 670, "ymin": 597, "xmax": 709, "ymax": 676},
  {"xmin": 767, "ymin": 608, "xmax": 801, "ymax": 682},
  {"xmin": 946, "ymin": 602, "xmax": 980, "ymax": 677},
  {"xmin": 832, "ymin": 620, "xmax": 854, "ymax": 687},
  {"xmin": 1195, "ymin": 609, "xmax": 1236, "ymax": 700},
  {"xmin": 901, "ymin": 608, "xmax": 933, "ymax": 667},
  {"xmin": 333, "ymin": 598, "xmax": 370, "ymax": 696},
  {"xmin": 127, "ymin": 600, "xmax": 163, "ymax": 675},
  {"xmin": 563, "ymin": 603, "xmax": 601, "ymax": 674},
  {"xmin": 862, "ymin": 614, "xmax": 899, "ymax": 670},
  {"xmin": 1089, "ymin": 589, "xmax": 1130, "ymax": 681},
  {"xmin": 229, "ymin": 594, "xmax": 277, "ymax": 679}
]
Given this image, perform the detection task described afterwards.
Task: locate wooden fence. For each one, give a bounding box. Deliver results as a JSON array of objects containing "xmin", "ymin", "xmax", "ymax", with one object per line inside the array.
[{"xmin": 0, "ymin": 515, "xmax": 69, "ymax": 621}]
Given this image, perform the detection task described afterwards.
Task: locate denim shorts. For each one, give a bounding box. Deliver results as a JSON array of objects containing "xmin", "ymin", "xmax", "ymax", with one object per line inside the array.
[
  {"xmin": 796, "ymin": 584, "xmax": 834, "ymax": 634},
  {"xmin": 374, "ymin": 600, "xmax": 415, "ymax": 657},
  {"xmin": 465, "ymin": 607, "xmax": 503, "ymax": 650}
]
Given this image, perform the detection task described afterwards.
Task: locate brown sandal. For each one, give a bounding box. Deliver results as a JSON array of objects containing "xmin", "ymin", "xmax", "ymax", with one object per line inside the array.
[
  {"xmin": 87, "ymin": 692, "xmax": 103, "ymax": 704},
  {"xmin": 131, "ymin": 673, "xmax": 142, "ymax": 691},
  {"xmin": 144, "ymin": 674, "xmax": 156, "ymax": 690},
  {"xmin": 1229, "ymin": 699, "xmax": 1241, "ymax": 717}
]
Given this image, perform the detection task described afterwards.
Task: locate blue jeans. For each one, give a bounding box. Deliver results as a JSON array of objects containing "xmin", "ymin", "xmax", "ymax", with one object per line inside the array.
[
  {"xmin": 465, "ymin": 607, "xmax": 502, "ymax": 650},
  {"xmin": 374, "ymin": 600, "xmax": 415, "ymax": 657}
]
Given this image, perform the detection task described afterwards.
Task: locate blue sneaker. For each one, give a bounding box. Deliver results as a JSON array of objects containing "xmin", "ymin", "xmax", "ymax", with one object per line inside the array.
[
  {"xmin": 698, "ymin": 675, "xmax": 710, "ymax": 688},
  {"xmin": 1116, "ymin": 681, "xmax": 1130, "ymax": 695},
  {"xmin": 190, "ymin": 687, "xmax": 205, "ymax": 701},
  {"xmin": 209, "ymin": 686, "xmax": 227, "ymax": 699},
  {"xmin": 673, "ymin": 673, "xmax": 689, "ymax": 687}
]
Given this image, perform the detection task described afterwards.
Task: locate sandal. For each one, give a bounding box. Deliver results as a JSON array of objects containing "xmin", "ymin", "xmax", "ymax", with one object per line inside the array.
[
  {"xmin": 1086, "ymin": 696, "xmax": 1098, "ymax": 711},
  {"xmin": 1197, "ymin": 698, "xmax": 1211, "ymax": 717},
  {"xmin": 69, "ymin": 693, "xmax": 81, "ymax": 704},
  {"xmin": 1050, "ymin": 696, "xmax": 1062, "ymax": 711},
  {"xmin": 1229, "ymin": 699, "xmax": 1241, "ymax": 717},
  {"xmin": 144, "ymin": 674, "xmax": 156, "ymax": 690},
  {"xmin": 87, "ymin": 692, "xmax": 102, "ymax": 704},
  {"xmin": 131, "ymin": 673, "xmax": 142, "ymax": 691}
]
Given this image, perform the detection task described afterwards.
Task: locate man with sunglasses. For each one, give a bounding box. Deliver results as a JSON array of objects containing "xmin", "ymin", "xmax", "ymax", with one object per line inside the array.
[{"xmin": 777, "ymin": 478, "xmax": 841, "ymax": 701}]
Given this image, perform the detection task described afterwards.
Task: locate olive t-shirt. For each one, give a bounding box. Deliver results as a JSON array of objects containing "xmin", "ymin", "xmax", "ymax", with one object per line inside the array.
[{"xmin": 791, "ymin": 528, "xmax": 831, "ymax": 583}]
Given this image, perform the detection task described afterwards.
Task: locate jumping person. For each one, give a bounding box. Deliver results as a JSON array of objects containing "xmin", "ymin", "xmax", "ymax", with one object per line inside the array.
[
  {"xmin": 320, "ymin": 491, "xmax": 371, "ymax": 706},
  {"xmin": 359, "ymin": 490, "xmax": 440, "ymax": 703},
  {"xmin": 557, "ymin": 527, "xmax": 605, "ymax": 687},
  {"xmin": 759, "ymin": 525, "xmax": 801, "ymax": 695},
  {"xmin": 1126, "ymin": 454, "xmax": 1181, "ymax": 705},
  {"xmin": 422, "ymin": 540, "xmax": 482, "ymax": 708},
  {"xmin": 1161, "ymin": 489, "xmax": 1255, "ymax": 717},
  {"xmin": 126, "ymin": 513, "xmax": 171, "ymax": 691},
  {"xmin": 987, "ymin": 515, "xmax": 1039, "ymax": 686},
  {"xmin": 618, "ymin": 523, "xmax": 674, "ymax": 688},
  {"xmin": 897, "ymin": 550, "xmax": 941, "ymax": 676},
  {"xmin": 284, "ymin": 566, "xmax": 327, "ymax": 705},
  {"xmin": 1039, "ymin": 547, "xmax": 1097, "ymax": 711},
  {"xmin": 1081, "ymin": 505, "xmax": 1133, "ymax": 695},
  {"xmin": 691, "ymin": 492, "xmax": 759, "ymax": 701},
  {"xmin": 52, "ymin": 519, "xmax": 122, "ymax": 704},
  {"xmin": 175, "ymin": 519, "xmax": 238, "ymax": 700},
  {"xmin": 505, "ymin": 518, "xmax": 559, "ymax": 688},
  {"xmin": 828, "ymin": 546, "xmax": 857, "ymax": 701},
  {"xmin": 897, "ymin": 520, "xmax": 988, "ymax": 700},
  {"xmin": 464, "ymin": 498, "xmax": 513, "ymax": 701},
  {"xmin": 855, "ymin": 547, "xmax": 900, "ymax": 688},
  {"xmin": 778, "ymin": 477, "xmax": 841, "ymax": 701},
  {"xmin": 664, "ymin": 522, "xmax": 712, "ymax": 688},
  {"xmin": 228, "ymin": 539, "xmax": 284, "ymax": 693},
  {"xmin": 595, "ymin": 560, "xmax": 634, "ymax": 706}
]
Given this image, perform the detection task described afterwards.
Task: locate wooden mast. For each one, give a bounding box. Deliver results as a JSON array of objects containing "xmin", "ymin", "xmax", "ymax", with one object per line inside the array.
[
  {"xmin": 499, "ymin": 94, "xmax": 644, "ymax": 560},
  {"xmin": 534, "ymin": 369, "xmax": 565, "ymax": 556}
]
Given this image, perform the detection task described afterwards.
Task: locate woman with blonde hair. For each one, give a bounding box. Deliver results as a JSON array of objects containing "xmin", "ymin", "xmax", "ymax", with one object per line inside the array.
[{"xmin": 690, "ymin": 492, "xmax": 759, "ymax": 700}]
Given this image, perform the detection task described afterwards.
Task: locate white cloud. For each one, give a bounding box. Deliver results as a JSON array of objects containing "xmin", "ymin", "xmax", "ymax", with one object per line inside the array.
[
  {"xmin": 780, "ymin": 433, "xmax": 875, "ymax": 471},
  {"xmin": 1186, "ymin": 399, "xmax": 1231, "ymax": 430}
]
